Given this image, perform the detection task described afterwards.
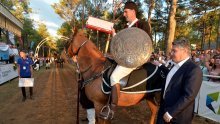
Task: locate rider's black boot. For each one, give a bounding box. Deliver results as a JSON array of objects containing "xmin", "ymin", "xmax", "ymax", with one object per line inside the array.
[{"xmin": 99, "ymin": 83, "xmax": 120, "ymax": 120}]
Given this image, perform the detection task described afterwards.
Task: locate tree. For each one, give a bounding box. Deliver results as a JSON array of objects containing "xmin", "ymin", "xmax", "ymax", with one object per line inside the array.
[
  {"xmin": 165, "ymin": 0, "xmax": 177, "ymax": 55},
  {"xmin": 146, "ymin": 0, "xmax": 155, "ymax": 39},
  {"xmin": 37, "ymin": 23, "xmax": 50, "ymax": 39},
  {"xmin": 0, "ymin": 0, "xmax": 13, "ymax": 9},
  {"xmin": 53, "ymin": 0, "xmax": 112, "ymax": 52},
  {"xmin": 36, "ymin": 23, "xmax": 51, "ymax": 57},
  {"xmin": 21, "ymin": 18, "xmax": 35, "ymax": 49},
  {"xmin": 217, "ymin": 14, "xmax": 220, "ymax": 49},
  {"xmin": 52, "ymin": 0, "xmax": 80, "ymax": 27},
  {"xmin": 1, "ymin": 0, "xmax": 32, "ymax": 22},
  {"xmin": 189, "ymin": 0, "xmax": 220, "ymax": 50},
  {"xmin": 57, "ymin": 22, "xmax": 72, "ymax": 37}
]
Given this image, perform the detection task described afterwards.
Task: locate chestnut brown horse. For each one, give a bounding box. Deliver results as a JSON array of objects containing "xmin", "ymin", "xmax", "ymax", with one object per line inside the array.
[{"xmin": 67, "ymin": 30, "xmax": 161, "ymax": 124}]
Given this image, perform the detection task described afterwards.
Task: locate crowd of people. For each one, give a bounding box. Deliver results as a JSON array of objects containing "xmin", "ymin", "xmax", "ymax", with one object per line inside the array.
[{"xmin": 151, "ymin": 49, "xmax": 220, "ymax": 82}]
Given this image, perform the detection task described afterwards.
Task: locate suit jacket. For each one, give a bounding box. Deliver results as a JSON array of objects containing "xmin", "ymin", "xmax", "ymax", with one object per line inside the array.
[{"xmin": 156, "ymin": 59, "xmax": 202, "ymax": 124}]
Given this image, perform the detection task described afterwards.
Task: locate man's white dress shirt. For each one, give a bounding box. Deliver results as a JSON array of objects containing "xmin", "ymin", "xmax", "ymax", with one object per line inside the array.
[{"xmin": 127, "ymin": 18, "xmax": 138, "ymax": 28}]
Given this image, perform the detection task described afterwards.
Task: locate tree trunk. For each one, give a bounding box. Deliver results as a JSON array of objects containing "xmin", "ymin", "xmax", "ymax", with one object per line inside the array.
[
  {"xmin": 165, "ymin": 0, "xmax": 177, "ymax": 55},
  {"xmin": 147, "ymin": 0, "xmax": 155, "ymax": 42},
  {"xmin": 0, "ymin": 28, "xmax": 2, "ymax": 40},
  {"xmin": 217, "ymin": 14, "xmax": 220, "ymax": 49}
]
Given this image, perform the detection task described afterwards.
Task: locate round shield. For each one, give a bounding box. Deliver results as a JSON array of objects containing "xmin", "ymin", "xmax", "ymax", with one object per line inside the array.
[{"xmin": 110, "ymin": 27, "xmax": 152, "ymax": 68}]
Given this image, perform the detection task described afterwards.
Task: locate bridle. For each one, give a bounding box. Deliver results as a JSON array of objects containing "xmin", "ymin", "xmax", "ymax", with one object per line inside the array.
[
  {"xmin": 71, "ymin": 40, "xmax": 88, "ymax": 56},
  {"xmin": 67, "ymin": 40, "xmax": 89, "ymax": 75}
]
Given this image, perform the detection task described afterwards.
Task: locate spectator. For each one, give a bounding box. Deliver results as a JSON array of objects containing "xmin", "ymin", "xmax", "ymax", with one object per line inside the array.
[
  {"xmin": 204, "ymin": 50, "xmax": 211, "ymax": 70},
  {"xmin": 33, "ymin": 58, "xmax": 40, "ymax": 71},
  {"xmin": 209, "ymin": 58, "xmax": 220, "ymax": 82},
  {"xmin": 156, "ymin": 38, "xmax": 202, "ymax": 124},
  {"xmin": 17, "ymin": 50, "xmax": 34, "ymax": 102},
  {"xmin": 45, "ymin": 57, "xmax": 51, "ymax": 69},
  {"xmin": 195, "ymin": 58, "xmax": 209, "ymax": 81}
]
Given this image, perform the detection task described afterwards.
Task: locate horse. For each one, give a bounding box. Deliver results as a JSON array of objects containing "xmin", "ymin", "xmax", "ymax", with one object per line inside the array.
[
  {"xmin": 54, "ymin": 56, "xmax": 64, "ymax": 68},
  {"xmin": 67, "ymin": 29, "xmax": 167, "ymax": 124}
]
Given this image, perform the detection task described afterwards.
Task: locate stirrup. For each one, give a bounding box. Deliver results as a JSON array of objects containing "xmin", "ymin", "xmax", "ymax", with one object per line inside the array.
[{"xmin": 98, "ymin": 105, "xmax": 114, "ymax": 120}]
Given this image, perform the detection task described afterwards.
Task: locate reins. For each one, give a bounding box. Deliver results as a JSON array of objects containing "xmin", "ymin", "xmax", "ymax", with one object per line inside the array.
[
  {"xmin": 71, "ymin": 40, "xmax": 107, "ymax": 89},
  {"xmin": 65, "ymin": 40, "xmax": 88, "ymax": 124}
]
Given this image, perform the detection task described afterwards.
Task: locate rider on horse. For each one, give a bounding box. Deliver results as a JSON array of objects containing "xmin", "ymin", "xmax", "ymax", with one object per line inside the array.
[{"xmin": 106, "ymin": 1, "xmax": 152, "ymax": 118}]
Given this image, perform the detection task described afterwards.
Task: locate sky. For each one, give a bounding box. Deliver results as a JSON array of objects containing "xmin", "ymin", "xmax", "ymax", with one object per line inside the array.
[
  {"xmin": 28, "ymin": 0, "xmax": 147, "ymax": 37},
  {"xmin": 28, "ymin": 0, "xmax": 115, "ymax": 37},
  {"xmin": 29, "ymin": 0, "xmax": 64, "ymax": 37}
]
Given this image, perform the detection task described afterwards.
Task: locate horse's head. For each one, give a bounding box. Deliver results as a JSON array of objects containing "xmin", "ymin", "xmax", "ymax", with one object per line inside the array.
[
  {"xmin": 66, "ymin": 28, "xmax": 107, "ymax": 85},
  {"xmin": 66, "ymin": 28, "xmax": 87, "ymax": 58}
]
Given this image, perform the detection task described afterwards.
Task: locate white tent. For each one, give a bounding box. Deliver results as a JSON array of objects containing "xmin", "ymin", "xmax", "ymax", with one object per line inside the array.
[{"xmin": 0, "ymin": 43, "xmax": 9, "ymax": 51}]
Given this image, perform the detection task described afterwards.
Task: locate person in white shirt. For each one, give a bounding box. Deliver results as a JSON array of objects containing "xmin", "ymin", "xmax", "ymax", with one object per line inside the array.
[
  {"xmin": 156, "ymin": 38, "xmax": 202, "ymax": 124},
  {"xmin": 103, "ymin": 1, "xmax": 152, "ymax": 119}
]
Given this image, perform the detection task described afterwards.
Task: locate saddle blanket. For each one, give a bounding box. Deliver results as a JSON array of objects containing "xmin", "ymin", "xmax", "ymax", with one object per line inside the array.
[{"xmin": 101, "ymin": 63, "xmax": 167, "ymax": 94}]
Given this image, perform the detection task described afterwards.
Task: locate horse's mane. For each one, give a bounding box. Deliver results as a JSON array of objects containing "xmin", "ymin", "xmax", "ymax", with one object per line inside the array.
[{"xmin": 73, "ymin": 29, "xmax": 105, "ymax": 59}]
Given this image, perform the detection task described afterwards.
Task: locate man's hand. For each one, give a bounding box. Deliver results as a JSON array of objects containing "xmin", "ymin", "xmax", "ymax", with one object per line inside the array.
[
  {"xmin": 163, "ymin": 112, "xmax": 172, "ymax": 123},
  {"xmin": 152, "ymin": 60, "xmax": 162, "ymax": 66},
  {"xmin": 72, "ymin": 56, "xmax": 77, "ymax": 63}
]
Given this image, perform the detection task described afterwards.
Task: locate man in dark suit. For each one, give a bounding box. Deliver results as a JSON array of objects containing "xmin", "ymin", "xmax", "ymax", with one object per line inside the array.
[{"xmin": 156, "ymin": 38, "xmax": 202, "ymax": 124}]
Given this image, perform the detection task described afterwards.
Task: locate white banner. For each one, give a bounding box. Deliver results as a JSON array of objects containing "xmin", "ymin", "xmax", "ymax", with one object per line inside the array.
[
  {"xmin": 18, "ymin": 78, "xmax": 34, "ymax": 87},
  {"xmin": 197, "ymin": 81, "xmax": 220, "ymax": 122},
  {"xmin": 194, "ymin": 90, "xmax": 200, "ymax": 113},
  {"xmin": 86, "ymin": 16, "xmax": 114, "ymax": 34},
  {"xmin": 0, "ymin": 64, "xmax": 18, "ymax": 84}
]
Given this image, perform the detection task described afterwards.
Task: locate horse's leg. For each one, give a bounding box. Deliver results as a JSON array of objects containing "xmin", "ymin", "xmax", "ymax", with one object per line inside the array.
[
  {"xmin": 85, "ymin": 78, "xmax": 111, "ymax": 124},
  {"xmin": 146, "ymin": 99, "xmax": 158, "ymax": 124}
]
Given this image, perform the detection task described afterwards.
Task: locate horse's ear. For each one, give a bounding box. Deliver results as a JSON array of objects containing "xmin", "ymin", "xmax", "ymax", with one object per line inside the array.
[{"xmin": 72, "ymin": 27, "xmax": 78, "ymax": 36}]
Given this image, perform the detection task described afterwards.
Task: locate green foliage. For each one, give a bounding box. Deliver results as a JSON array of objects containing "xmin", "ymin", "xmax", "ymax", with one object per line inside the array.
[
  {"xmin": 0, "ymin": 0, "xmax": 13, "ymax": 9},
  {"xmin": 52, "ymin": 0, "xmax": 220, "ymax": 52},
  {"xmin": 37, "ymin": 23, "xmax": 50, "ymax": 39},
  {"xmin": 21, "ymin": 18, "xmax": 41, "ymax": 51},
  {"xmin": 57, "ymin": 22, "xmax": 72, "ymax": 37},
  {"xmin": 1, "ymin": 0, "xmax": 32, "ymax": 22},
  {"xmin": 148, "ymin": 0, "xmax": 220, "ymax": 51}
]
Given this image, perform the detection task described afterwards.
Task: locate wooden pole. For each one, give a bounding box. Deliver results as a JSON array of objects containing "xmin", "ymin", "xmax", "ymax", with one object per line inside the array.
[{"xmin": 105, "ymin": 34, "xmax": 111, "ymax": 53}]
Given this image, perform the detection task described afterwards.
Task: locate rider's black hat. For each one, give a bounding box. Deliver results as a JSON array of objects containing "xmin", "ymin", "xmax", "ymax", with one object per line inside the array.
[{"xmin": 124, "ymin": 1, "xmax": 137, "ymax": 13}]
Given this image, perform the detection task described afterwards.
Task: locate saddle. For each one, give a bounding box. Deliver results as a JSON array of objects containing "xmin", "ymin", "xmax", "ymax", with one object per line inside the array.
[{"xmin": 102, "ymin": 58, "xmax": 167, "ymax": 94}]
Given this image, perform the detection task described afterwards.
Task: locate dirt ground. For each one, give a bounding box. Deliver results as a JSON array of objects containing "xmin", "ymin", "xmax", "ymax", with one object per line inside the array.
[{"xmin": 0, "ymin": 63, "xmax": 219, "ymax": 124}]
